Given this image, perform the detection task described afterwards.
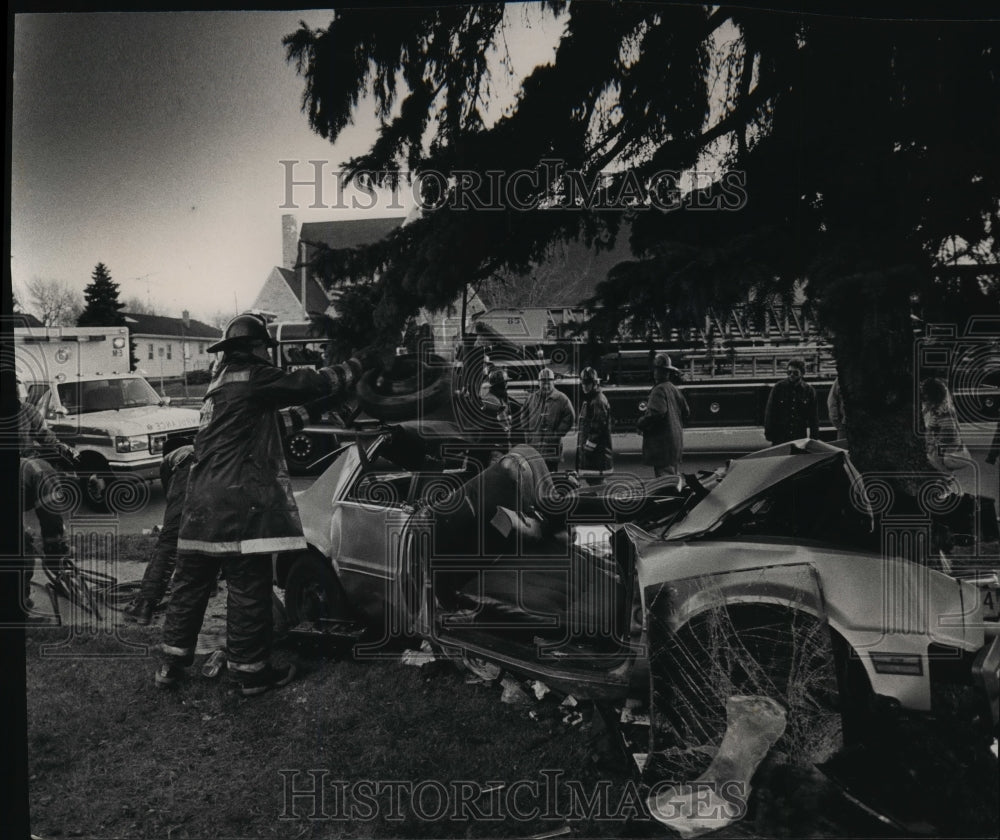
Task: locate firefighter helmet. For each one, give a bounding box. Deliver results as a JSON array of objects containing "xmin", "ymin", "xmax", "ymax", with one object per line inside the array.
[{"xmin": 208, "ymin": 312, "xmax": 277, "ymax": 354}]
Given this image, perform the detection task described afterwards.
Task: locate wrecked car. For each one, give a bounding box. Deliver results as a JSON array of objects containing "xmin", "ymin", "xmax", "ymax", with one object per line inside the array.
[{"xmin": 276, "ymin": 429, "xmax": 999, "ymax": 805}]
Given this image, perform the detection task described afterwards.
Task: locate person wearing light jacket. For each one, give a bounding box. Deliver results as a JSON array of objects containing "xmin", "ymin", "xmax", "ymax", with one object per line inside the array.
[{"xmin": 523, "ymin": 367, "xmax": 575, "ymax": 472}]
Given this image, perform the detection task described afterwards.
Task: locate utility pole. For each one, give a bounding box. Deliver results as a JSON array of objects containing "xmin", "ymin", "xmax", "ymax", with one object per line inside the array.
[{"xmin": 181, "ymin": 309, "xmax": 190, "ymax": 398}]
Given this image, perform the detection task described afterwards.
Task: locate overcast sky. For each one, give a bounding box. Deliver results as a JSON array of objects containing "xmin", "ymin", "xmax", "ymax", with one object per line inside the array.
[
  {"xmin": 12, "ymin": 11, "xmax": 349, "ymax": 321},
  {"xmin": 11, "ymin": 9, "xmax": 561, "ymax": 324}
]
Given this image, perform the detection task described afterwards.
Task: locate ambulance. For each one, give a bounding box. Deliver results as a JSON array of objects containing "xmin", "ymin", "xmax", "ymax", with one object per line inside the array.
[{"xmin": 14, "ymin": 325, "xmax": 201, "ymax": 510}]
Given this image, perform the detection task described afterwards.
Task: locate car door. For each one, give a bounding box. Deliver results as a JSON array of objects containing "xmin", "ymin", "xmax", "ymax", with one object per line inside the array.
[{"xmin": 330, "ymin": 443, "xmax": 419, "ymax": 634}]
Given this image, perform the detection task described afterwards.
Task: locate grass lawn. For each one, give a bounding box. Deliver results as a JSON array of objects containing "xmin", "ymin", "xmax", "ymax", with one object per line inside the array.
[
  {"xmin": 25, "ymin": 625, "xmax": 639, "ymax": 839},
  {"xmin": 24, "ymin": 536, "xmax": 640, "ymax": 839},
  {"xmin": 22, "ymin": 535, "xmax": 999, "ymax": 839}
]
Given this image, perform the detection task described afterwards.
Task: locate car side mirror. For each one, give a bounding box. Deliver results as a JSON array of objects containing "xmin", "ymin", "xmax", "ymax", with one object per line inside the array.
[
  {"xmin": 48, "ymin": 406, "xmax": 68, "ymax": 419},
  {"xmin": 160, "ymin": 396, "xmax": 172, "ymax": 406}
]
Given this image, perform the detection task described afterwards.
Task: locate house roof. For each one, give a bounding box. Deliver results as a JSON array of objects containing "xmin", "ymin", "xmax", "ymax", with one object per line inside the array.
[
  {"xmin": 14, "ymin": 312, "xmax": 44, "ymax": 327},
  {"xmin": 123, "ymin": 312, "xmax": 221, "ymax": 339},
  {"xmin": 275, "ymin": 266, "xmax": 330, "ymax": 315},
  {"xmin": 299, "ymin": 217, "xmax": 404, "ymax": 257}
]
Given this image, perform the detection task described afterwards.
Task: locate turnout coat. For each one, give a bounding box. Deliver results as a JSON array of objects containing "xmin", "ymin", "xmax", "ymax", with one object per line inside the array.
[
  {"xmin": 177, "ymin": 356, "xmax": 351, "ymax": 555},
  {"xmin": 639, "ymin": 381, "xmax": 690, "ymax": 470},
  {"xmin": 577, "ymin": 388, "xmax": 614, "ymax": 475}
]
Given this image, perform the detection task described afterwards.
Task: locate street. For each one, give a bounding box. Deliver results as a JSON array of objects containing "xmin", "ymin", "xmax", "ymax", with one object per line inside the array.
[{"xmin": 25, "ymin": 426, "xmax": 999, "ymax": 537}]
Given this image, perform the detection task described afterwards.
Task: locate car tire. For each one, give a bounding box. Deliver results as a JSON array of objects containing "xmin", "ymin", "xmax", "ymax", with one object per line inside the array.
[
  {"xmin": 82, "ymin": 472, "xmax": 148, "ymax": 515},
  {"xmin": 284, "ymin": 431, "xmax": 335, "ymax": 476},
  {"xmin": 356, "ymin": 354, "xmax": 451, "ymax": 422},
  {"xmin": 284, "ymin": 551, "xmax": 351, "ymax": 630}
]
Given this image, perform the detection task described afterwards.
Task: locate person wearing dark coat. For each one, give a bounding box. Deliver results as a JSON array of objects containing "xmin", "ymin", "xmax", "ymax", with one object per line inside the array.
[
  {"xmin": 156, "ymin": 312, "xmax": 361, "ymax": 696},
  {"xmin": 576, "ymin": 367, "xmax": 613, "ymax": 485},
  {"xmin": 638, "ymin": 355, "xmax": 690, "ymax": 477},
  {"xmin": 18, "ymin": 393, "xmax": 76, "ymax": 561},
  {"xmin": 123, "ymin": 440, "xmax": 195, "ymax": 625},
  {"xmin": 764, "ymin": 359, "xmax": 820, "ymax": 444},
  {"xmin": 128, "ymin": 400, "xmax": 331, "ymax": 626},
  {"xmin": 479, "ymin": 368, "xmax": 513, "ymax": 465},
  {"xmin": 17, "ymin": 385, "xmax": 79, "ymax": 610}
]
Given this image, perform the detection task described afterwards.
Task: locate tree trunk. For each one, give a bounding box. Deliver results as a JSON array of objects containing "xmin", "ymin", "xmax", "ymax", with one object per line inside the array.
[{"xmin": 819, "ymin": 267, "xmax": 929, "ymax": 489}]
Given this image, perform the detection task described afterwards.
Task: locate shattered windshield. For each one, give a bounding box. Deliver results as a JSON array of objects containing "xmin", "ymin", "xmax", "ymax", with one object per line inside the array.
[{"xmin": 57, "ymin": 377, "xmax": 162, "ymax": 414}]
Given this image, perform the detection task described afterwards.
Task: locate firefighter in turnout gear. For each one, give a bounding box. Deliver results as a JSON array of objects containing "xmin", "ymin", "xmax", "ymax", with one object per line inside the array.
[
  {"xmin": 575, "ymin": 366, "xmax": 613, "ymax": 485},
  {"xmin": 156, "ymin": 312, "xmax": 362, "ymax": 696}
]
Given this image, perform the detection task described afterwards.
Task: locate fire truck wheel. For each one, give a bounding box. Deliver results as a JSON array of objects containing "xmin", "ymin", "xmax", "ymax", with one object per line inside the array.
[{"xmin": 356, "ymin": 353, "xmax": 451, "ymax": 422}]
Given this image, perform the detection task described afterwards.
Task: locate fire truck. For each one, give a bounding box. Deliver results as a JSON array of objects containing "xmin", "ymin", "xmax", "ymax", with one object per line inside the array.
[
  {"xmin": 264, "ymin": 307, "xmax": 843, "ymax": 472},
  {"xmin": 483, "ymin": 303, "xmax": 840, "ymax": 436},
  {"xmin": 14, "ymin": 325, "xmax": 201, "ymax": 509}
]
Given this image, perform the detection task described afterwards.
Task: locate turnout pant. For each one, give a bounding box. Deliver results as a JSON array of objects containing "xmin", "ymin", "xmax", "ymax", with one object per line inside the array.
[
  {"xmin": 161, "ymin": 551, "xmax": 273, "ymax": 668},
  {"xmin": 138, "ymin": 473, "xmax": 186, "ymax": 605},
  {"xmin": 21, "ymin": 457, "xmax": 68, "ymax": 560}
]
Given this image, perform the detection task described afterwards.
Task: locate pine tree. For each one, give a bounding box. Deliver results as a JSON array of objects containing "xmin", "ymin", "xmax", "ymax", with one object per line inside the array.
[
  {"xmin": 77, "ymin": 263, "xmax": 125, "ymax": 327},
  {"xmin": 284, "ymin": 7, "xmax": 1000, "ymax": 478},
  {"xmin": 78, "ymin": 263, "xmax": 138, "ymax": 370}
]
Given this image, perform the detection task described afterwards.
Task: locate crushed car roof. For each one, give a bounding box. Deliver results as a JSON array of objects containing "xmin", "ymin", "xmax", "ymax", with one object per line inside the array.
[{"xmin": 667, "ymin": 438, "xmax": 857, "ymax": 540}]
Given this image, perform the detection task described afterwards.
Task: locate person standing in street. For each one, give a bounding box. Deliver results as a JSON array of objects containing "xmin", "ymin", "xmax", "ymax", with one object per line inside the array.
[
  {"xmin": 480, "ymin": 368, "xmax": 514, "ymax": 465},
  {"xmin": 638, "ymin": 355, "xmax": 690, "ymax": 477},
  {"xmin": 523, "ymin": 367, "xmax": 575, "ymax": 472},
  {"xmin": 764, "ymin": 359, "xmax": 820, "ymax": 444},
  {"xmin": 576, "ymin": 366, "xmax": 613, "ymax": 485},
  {"xmin": 827, "ymin": 376, "xmax": 847, "ymax": 439},
  {"xmin": 920, "ymin": 377, "xmax": 971, "ymax": 477},
  {"xmin": 156, "ymin": 312, "xmax": 361, "ymax": 696}
]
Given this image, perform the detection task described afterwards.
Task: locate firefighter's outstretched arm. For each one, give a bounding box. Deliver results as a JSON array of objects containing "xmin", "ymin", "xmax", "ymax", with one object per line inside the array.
[{"xmin": 249, "ymin": 358, "xmax": 365, "ymax": 409}]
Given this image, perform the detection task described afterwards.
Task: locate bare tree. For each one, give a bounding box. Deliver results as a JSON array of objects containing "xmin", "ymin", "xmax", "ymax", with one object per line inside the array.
[
  {"xmin": 26, "ymin": 277, "xmax": 83, "ymax": 326},
  {"xmin": 207, "ymin": 309, "xmax": 234, "ymax": 330},
  {"xmin": 123, "ymin": 295, "xmax": 158, "ymax": 315},
  {"xmin": 482, "ymin": 239, "xmax": 605, "ymax": 309}
]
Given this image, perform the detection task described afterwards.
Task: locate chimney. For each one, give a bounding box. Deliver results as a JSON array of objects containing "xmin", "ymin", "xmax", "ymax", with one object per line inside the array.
[{"xmin": 282, "ymin": 214, "xmax": 299, "ymax": 270}]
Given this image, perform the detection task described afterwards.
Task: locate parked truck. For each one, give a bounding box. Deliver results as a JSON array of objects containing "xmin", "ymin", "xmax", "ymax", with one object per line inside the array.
[{"xmin": 14, "ymin": 325, "xmax": 202, "ymax": 510}]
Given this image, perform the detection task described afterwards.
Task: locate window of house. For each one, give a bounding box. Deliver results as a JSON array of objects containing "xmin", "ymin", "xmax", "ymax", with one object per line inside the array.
[
  {"xmin": 158, "ymin": 347, "xmax": 164, "ymax": 358},
  {"xmin": 167, "ymin": 344, "xmax": 172, "ymax": 360},
  {"xmin": 199, "ymin": 342, "xmax": 206, "ymax": 354},
  {"xmin": 148, "ymin": 344, "xmax": 154, "ymax": 360}
]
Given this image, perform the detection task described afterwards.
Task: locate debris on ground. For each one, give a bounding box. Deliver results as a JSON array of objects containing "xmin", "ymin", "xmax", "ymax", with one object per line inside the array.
[
  {"xmin": 461, "ymin": 655, "xmax": 502, "ymax": 683},
  {"xmin": 500, "ymin": 676, "xmax": 532, "ymax": 706},
  {"xmin": 201, "ymin": 649, "xmax": 226, "ymax": 678},
  {"xmin": 528, "ymin": 680, "xmax": 550, "ymax": 700},
  {"xmin": 401, "ymin": 640, "xmax": 437, "ymax": 668}
]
